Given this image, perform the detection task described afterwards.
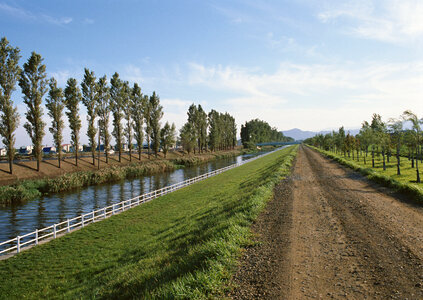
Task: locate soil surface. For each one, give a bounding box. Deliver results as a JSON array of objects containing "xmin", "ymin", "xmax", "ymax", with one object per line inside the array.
[{"xmin": 229, "ymin": 145, "xmax": 423, "ymax": 299}]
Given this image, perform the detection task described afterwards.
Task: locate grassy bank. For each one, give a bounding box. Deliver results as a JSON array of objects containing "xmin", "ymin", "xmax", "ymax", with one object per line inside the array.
[
  {"xmin": 309, "ymin": 145, "xmax": 423, "ymax": 204},
  {"xmin": 0, "ymin": 150, "xmax": 240, "ymax": 206},
  {"xmin": 0, "ymin": 145, "xmax": 297, "ymax": 299}
]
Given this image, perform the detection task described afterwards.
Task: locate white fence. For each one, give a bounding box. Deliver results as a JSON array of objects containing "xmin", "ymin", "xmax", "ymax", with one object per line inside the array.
[{"xmin": 0, "ymin": 147, "xmax": 285, "ymax": 257}]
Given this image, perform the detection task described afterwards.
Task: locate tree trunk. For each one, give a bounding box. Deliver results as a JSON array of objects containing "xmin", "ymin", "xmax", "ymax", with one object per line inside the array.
[
  {"xmin": 58, "ymin": 150, "xmax": 61, "ymax": 169},
  {"xmin": 75, "ymin": 148, "xmax": 78, "ymax": 166},
  {"xmin": 8, "ymin": 149, "xmax": 13, "ymax": 174},
  {"xmin": 372, "ymin": 149, "xmax": 375, "ymax": 168},
  {"xmin": 397, "ymin": 145, "xmax": 401, "ymax": 175},
  {"xmin": 416, "ymin": 150, "xmax": 421, "ymax": 183},
  {"xmin": 382, "ymin": 150, "xmax": 386, "ymax": 171},
  {"xmin": 92, "ymin": 148, "xmax": 95, "ymax": 165}
]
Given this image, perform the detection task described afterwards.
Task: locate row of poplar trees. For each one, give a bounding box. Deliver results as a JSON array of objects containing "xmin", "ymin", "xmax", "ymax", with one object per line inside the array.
[
  {"xmin": 306, "ymin": 110, "xmax": 423, "ymax": 183},
  {"xmin": 179, "ymin": 104, "xmax": 237, "ymax": 153},
  {"xmin": 0, "ymin": 37, "xmax": 176, "ymax": 174}
]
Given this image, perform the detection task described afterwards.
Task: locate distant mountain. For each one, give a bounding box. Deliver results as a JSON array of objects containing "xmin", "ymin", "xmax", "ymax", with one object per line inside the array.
[{"xmin": 282, "ymin": 128, "xmax": 360, "ymax": 141}]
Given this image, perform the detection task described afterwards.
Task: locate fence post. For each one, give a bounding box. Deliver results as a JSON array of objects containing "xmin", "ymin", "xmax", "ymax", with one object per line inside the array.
[
  {"xmin": 54, "ymin": 224, "xmax": 57, "ymax": 239},
  {"xmin": 103, "ymin": 208, "xmax": 106, "ymax": 219},
  {"xmin": 67, "ymin": 219, "xmax": 70, "ymax": 233},
  {"xmin": 17, "ymin": 236, "xmax": 20, "ymax": 253},
  {"xmin": 82, "ymin": 215, "xmax": 84, "ymax": 228},
  {"xmin": 35, "ymin": 229, "xmax": 38, "ymax": 245},
  {"xmin": 112, "ymin": 204, "xmax": 115, "ymax": 215}
]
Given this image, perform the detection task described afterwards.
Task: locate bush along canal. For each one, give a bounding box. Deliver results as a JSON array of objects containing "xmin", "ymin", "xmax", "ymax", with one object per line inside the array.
[
  {"xmin": 0, "ymin": 149, "xmax": 279, "ymax": 251},
  {"xmin": 0, "ymin": 145, "xmax": 297, "ymax": 299}
]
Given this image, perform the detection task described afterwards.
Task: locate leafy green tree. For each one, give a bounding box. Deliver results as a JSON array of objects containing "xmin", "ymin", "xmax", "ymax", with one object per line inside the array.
[
  {"xmin": 19, "ymin": 52, "xmax": 47, "ymax": 172},
  {"xmin": 402, "ymin": 110, "xmax": 422, "ymax": 182},
  {"xmin": 196, "ymin": 105, "xmax": 208, "ymax": 152},
  {"xmin": 180, "ymin": 122, "xmax": 196, "ymax": 153},
  {"xmin": 97, "ymin": 75, "xmax": 111, "ymax": 164},
  {"xmin": 0, "ymin": 37, "xmax": 21, "ymax": 174},
  {"xmin": 208, "ymin": 109, "xmax": 221, "ymax": 151},
  {"xmin": 358, "ymin": 121, "xmax": 372, "ymax": 164},
  {"xmin": 110, "ymin": 72, "xmax": 124, "ymax": 162},
  {"xmin": 122, "ymin": 81, "xmax": 133, "ymax": 161},
  {"xmin": 131, "ymin": 83, "xmax": 145, "ymax": 160},
  {"xmin": 240, "ymin": 118, "xmax": 290, "ymax": 148},
  {"xmin": 45, "ymin": 78, "xmax": 64, "ymax": 168},
  {"xmin": 187, "ymin": 104, "xmax": 199, "ymax": 153},
  {"xmin": 144, "ymin": 95, "xmax": 152, "ymax": 158},
  {"xmin": 149, "ymin": 91, "xmax": 163, "ymax": 157},
  {"xmin": 81, "ymin": 68, "xmax": 98, "ymax": 165},
  {"xmin": 160, "ymin": 122, "xmax": 176, "ymax": 158},
  {"xmin": 388, "ymin": 118, "xmax": 404, "ymax": 175},
  {"xmin": 64, "ymin": 78, "xmax": 82, "ymax": 166}
]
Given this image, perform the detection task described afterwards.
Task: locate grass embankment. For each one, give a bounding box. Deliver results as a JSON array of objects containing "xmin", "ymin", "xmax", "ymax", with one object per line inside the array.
[
  {"xmin": 309, "ymin": 145, "xmax": 423, "ymax": 203},
  {"xmin": 0, "ymin": 150, "xmax": 240, "ymax": 206},
  {"xmin": 0, "ymin": 145, "xmax": 297, "ymax": 299}
]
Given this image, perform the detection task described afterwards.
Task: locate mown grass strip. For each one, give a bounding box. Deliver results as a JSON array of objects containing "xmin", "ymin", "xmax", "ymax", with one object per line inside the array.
[
  {"xmin": 0, "ymin": 145, "xmax": 298, "ymax": 299},
  {"xmin": 309, "ymin": 145, "xmax": 423, "ymax": 204}
]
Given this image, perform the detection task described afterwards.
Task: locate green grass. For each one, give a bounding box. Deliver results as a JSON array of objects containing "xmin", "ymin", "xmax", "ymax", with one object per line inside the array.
[
  {"xmin": 310, "ymin": 145, "xmax": 423, "ymax": 203},
  {"xmin": 0, "ymin": 145, "xmax": 298, "ymax": 299}
]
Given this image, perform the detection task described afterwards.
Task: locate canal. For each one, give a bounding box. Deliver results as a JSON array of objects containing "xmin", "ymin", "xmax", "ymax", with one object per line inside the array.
[{"xmin": 0, "ymin": 151, "xmax": 270, "ymax": 243}]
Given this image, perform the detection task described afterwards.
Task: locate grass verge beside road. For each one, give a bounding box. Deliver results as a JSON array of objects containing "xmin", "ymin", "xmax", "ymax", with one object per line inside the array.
[
  {"xmin": 0, "ymin": 145, "xmax": 298, "ymax": 299},
  {"xmin": 309, "ymin": 145, "xmax": 423, "ymax": 204}
]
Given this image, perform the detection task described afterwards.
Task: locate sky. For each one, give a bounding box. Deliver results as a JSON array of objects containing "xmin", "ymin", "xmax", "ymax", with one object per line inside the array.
[{"xmin": 1, "ymin": 0, "xmax": 423, "ymax": 146}]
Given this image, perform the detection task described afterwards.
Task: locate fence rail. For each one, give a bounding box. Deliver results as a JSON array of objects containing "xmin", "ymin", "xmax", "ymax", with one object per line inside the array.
[{"xmin": 0, "ymin": 147, "xmax": 285, "ymax": 257}]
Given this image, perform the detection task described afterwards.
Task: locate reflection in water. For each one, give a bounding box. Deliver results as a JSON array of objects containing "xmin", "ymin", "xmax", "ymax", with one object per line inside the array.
[{"xmin": 0, "ymin": 150, "xmax": 274, "ymax": 242}]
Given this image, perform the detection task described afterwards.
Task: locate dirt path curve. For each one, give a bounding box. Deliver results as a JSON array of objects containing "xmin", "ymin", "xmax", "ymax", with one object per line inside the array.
[{"xmin": 229, "ymin": 145, "xmax": 423, "ymax": 299}]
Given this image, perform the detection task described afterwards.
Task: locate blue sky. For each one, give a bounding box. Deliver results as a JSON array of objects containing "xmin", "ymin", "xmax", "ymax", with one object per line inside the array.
[{"xmin": 1, "ymin": 0, "xmax": 423, "ymax": 146}]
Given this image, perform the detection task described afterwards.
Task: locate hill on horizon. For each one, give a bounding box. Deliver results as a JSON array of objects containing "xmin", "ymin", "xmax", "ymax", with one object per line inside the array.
[{"xmin": 282, "ymin": 128, "xmax": 360, "ymax": 141}]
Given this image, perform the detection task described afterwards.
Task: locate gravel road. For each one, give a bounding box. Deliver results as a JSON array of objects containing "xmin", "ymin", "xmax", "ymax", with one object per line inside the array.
[{"xmin": 229, "ymin": 145, "xmax": 423, "ymax": 299}]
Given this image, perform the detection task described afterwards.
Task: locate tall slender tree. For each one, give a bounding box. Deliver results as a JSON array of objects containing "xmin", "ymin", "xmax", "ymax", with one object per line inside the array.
[
  {"xmin": 131, "ymin": 83, "xmax": 145, "ymax": 160},
  {"xmin": 402, "ymin": 110, "xmax": 422, "ymax": 183},
  {"xmin": 110, "ymin": 72, "xmax": 124, "ymax": 162},
  {"xmin": 149, "ymin": 91, "xmax": 163, "ymax": 157},
  {"xmin": 0, "ymin": 37, "xmax": 21, "ymax": 174},
  {"xmin": 64, "ymin": 78, "xmax": 82, "ymax": 167},
  {"xmin": 19, "ymin": 52, "xmax": 47, "ymax": 172},
  {"xmin": 388, "ymin": 118, "xmax": 404, "ymax": 175},
  {"xmin": 196, "ymin": 105, "xmax": 208, "ymax": 152},
  {"xmin": 122, "ymin": 81, "xmax": 133, "ymax": 161},
  {"xmin": 97, "ymin": 76, "xmax": 111, "ymax": 164},
  {"xmin": 45, "ymin": 78, "xmax": 64, "ymax": 168},
  {"xmin": 160, "ymin": 122, "xmax": 176, "ymax": 158},
  {"xmin": 81, "ymin": 68, "xmax": 97, "ymax": 165},
  {"xmin": 144, "ymin": 95, "xmax": 152, "ymax": 158},
  {"xmin": 187, "ymin": 104, "xmax": 199, "ymax": 153},
  {"xmin": 180, "ymin": 122, "xmax": 196, "ymax": 153}
]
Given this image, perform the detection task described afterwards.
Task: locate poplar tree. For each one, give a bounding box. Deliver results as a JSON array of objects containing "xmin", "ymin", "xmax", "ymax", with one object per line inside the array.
[
  {"xmin": 180, "ymin": 122, "xmax": 196, "ymax": 153},
  {"xmin": 187, "ymin": 104, "xmax": 198, "ymax": 153},
  {"xmin": 197, "ymin": 105, "xmax": 208, "ymax": 152},
  {"xmin": 19, "ymin": 52, "xmax": 47, "ymax": 172},
  {"xmin": 144, "ymin": 95, "xmax": 152, "ymax": 158},
  {"xmin": 110, "ymin": 72, "xmax": 124, "ymax": 162},
  {"xmin": 131, "ymin": 83, "xmax": 145, "ymax": 160},
  {"xmin": 45, "ymin": 78, "xmax": 64, "ymax": 168},
  {"xmin": 149, "ymin": 91, "xmax": 163, "ymax": 157},
  {"xmin": 64, "ymin": 78, "xmax": 82, "ymax": 167},
  {"xmin": 122, "ymin": 81, "xmax": 133, "ymax": 161},
  {"xmin": 81, "ymin": 68, "xmax": 97, "ymax": 165},
  {"xmin": 0, "ymin": 37, "xmax": 21, "ymax": 174},
  {"xmin": 160, "ymin": 121, "xmax": 176, "ymax": 158},
  {"xmin": 208, "ymin": 109, "xmax": 221, "ymax": 152},
  {"xmin": 97, "ymin": 75, "xmax": 111, "ymax": 164}
]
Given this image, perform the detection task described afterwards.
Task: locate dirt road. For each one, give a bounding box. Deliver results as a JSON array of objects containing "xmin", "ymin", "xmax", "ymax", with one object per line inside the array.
[{"xmin": 230, "ymin": 145, "xmax": 423, "ymax": 299}]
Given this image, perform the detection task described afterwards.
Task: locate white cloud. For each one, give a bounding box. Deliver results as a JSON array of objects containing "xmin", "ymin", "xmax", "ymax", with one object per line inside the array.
[
  {"xmin": 185, "ymin": 61, "xmax": 423, "ymax": 131},
  {"xmin": 0, "ymin": 3, "xmax": 72, "ymax": 26},
  {"xmin": 317, "ymin": 0, "xmax": 423, "ymax": 43}
]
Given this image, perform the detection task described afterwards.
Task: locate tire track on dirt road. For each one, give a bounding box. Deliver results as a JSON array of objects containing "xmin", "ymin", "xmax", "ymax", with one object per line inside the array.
[{"xmin": 230, "ymin": 145, "xmax": 423, "ymax": 299}]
